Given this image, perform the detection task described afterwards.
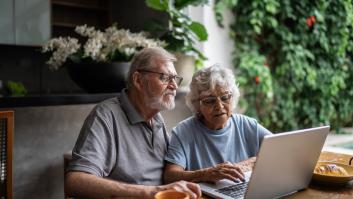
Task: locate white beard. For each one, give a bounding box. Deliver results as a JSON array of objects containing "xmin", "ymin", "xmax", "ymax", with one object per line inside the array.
[
  {"xmin": 142, "ymin": 78, "xmax": 176, "ymax": 111},
  {"xmin": 148, "ymin": 90, "xmax": 176, "ymax": 110}
]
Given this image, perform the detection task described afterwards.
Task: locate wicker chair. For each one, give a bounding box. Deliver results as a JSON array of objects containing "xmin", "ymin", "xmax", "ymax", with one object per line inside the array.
[{"xmin": 0, "ymin": 111, "xmax": 13, "ymax": 199}]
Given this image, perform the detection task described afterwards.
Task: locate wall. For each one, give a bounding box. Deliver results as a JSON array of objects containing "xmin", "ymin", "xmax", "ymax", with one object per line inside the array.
[
  {"xmin": 111, "ymin": 0, "xmax": 168, "ymax": 34},
  {"xmin": 189, "ymin": 0, "xmax": 235, "ymax": 69},
  {"xmin": 162, "ymin": 95, "xmax": 192, "ymax": 132},
  {"xmin": 9, "ymin": 104, "xmax": 94, "ymax": 199},
  {"xmin": 3, "ymin": 95, "xmax": 191, "ymax": 199}
]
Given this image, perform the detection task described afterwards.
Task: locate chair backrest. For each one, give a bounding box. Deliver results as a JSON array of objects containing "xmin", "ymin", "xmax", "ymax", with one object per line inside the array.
[{"xmin": 0, "ymin": 111, "xmax": 13, "ymax": 199}]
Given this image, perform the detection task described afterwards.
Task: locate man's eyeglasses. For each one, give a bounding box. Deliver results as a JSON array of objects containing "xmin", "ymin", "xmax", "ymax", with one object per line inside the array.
[
  {"xmin": 138, "ymin": 69, "xmax": 183, "ymax": 86},
  {"xmin": 200, "ymin": 93, "xmax": 233, "ymax": 107}
]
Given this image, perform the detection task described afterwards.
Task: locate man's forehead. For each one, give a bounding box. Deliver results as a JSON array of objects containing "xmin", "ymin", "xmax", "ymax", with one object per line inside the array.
[{"xmin": 155, "ymin": 60, "xmax": 176, "ymax": 74}]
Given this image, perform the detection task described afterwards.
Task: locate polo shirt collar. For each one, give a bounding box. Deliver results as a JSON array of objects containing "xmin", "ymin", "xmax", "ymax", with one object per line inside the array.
[
  {"xmin": 120, "ymin": 89, "xmax": 164, "ymax": 126},
  {"xmin": 120, "ymin": 89, "xmax": 144, "ymax": 124}
]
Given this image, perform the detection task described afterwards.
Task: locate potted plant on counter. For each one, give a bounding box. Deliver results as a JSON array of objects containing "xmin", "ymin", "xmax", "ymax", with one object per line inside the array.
[
  {"xmin": 146, "ymin": 0, "xmax": 209, "ymax": 90},
  {"xmin": 42, "ymin": 24, "xmax": 164, "ymax": 93}
]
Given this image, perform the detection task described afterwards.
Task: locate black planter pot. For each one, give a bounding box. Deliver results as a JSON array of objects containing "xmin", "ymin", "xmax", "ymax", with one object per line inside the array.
[{"xmin": 66, "ymin": 62, "xmax": 130, "ymax": 93}]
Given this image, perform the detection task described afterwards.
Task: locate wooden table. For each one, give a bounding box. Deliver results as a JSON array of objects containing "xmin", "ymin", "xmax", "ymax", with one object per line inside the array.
[
  {"xmin": 201, "ymin": 151, "xmax": 353, "ymax": 199},
  {"xmin": 283, "ymin": 151, "xmax": 353, "ymax": 199}
]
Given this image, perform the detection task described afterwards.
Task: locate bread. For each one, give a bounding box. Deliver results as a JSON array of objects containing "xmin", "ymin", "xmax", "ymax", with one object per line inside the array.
[{"xmin": 314, "ymin": 164, "xmax": 349, "ymax": 176}]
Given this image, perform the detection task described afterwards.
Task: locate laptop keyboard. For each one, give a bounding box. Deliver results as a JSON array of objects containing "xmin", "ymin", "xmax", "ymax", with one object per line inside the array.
[{"xmin": 215, "ymin": 181, "xmax": 248, "ymax": 198}]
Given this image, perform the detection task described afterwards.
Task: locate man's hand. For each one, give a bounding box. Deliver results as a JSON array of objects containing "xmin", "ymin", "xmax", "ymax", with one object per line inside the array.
[
  {"xmin": 155, "ymin": 181, "xmax": 201, "ymax": 199},
  {"xmin": 202, "ymin": 162, "xmax": 245, "ymax": 183}
]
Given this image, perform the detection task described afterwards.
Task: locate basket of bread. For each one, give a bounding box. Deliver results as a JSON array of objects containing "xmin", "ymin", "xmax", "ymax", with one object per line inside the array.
[{"xmin": 312, "ymin": 161, "xmax": 353, "ymax": 185}]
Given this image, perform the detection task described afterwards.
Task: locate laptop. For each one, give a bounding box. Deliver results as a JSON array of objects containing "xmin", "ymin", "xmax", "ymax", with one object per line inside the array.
[{"xmin": 199, "ymin": 126, "xmax": 330, "ymax": 199}]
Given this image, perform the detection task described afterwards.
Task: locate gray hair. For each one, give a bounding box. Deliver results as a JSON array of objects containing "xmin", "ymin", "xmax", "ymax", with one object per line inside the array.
[
  {"xmin": 185, "ymin": 64, "xmax": 240, "ymax": 114},
  {"xmin": 127, "ymin": 47, "xmax": 176, "ymax": 89}
]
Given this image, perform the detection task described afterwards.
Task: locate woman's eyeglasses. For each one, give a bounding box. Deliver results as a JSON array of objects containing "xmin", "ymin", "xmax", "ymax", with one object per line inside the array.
[
  {"xmin": 138, "ymin": 69, "xmax": 183, "ymax": 86},
  {"xmin": 200, "ymin": 93, "xmax": 233, "ymax": 107}
]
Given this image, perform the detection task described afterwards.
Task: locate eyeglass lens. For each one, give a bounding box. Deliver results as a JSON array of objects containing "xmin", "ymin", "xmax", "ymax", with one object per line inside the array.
[
  {"xmin": 159, "ymin": 74, "xmax": 183, "ymax": 86},
  {"xmin": 200, "ymin": 93, "xmax": 232, "ymax": 107},
  {"xmin": 138, "ymin": 69, "xmax": 183, "ymax": 86}
]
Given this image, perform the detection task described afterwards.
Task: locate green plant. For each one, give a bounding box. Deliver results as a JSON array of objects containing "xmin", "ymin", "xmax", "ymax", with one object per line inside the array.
[
  {"xmin": 215, "ymin": 0, "xmax": 353, "ymax": 132},
  {"xmin": 146, "ymin": 0, "xmax": 209, "ymax": 67},
  {"xmin": 6, "ymin": 81, "xmax": 27, "ymax": 97}
]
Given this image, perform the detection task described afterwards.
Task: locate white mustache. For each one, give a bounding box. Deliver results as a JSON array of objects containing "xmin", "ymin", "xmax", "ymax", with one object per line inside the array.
[{"xmin": 164, "ymin": 90, "xmax": 176, "ymax": 97}]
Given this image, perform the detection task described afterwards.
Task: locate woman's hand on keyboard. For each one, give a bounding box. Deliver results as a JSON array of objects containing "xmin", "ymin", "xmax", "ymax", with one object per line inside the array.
[{"xmin": 201, "ymin": 162, "xmax": 245, "ymax": 183}]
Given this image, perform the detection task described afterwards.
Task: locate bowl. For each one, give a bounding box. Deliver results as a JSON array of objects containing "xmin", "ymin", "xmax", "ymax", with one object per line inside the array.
[{"xmin": 312, "ymin": 161, "xmax": 353, "ymax": 185}]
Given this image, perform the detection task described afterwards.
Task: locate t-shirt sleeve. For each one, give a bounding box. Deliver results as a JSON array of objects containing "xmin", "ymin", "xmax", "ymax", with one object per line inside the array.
[
  {"xmin": 256, "ymin": 122, "xmax": 272, "ymax": 144},
  {"xmin": 67, "ymin": 106, "xmax": 116, "ymax": 177},
  {"xmin": 240, "ymin": 115, "xmax": 272, "ymax": 157},
  {"xmin": 164, "ymin": 128, "xmax": 187, "ymax": 169}
]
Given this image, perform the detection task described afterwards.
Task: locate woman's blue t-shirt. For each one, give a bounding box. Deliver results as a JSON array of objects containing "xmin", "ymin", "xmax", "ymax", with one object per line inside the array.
[{"xmin": 165, "ymin": 114, "xmax": 272, "ymax": 170}]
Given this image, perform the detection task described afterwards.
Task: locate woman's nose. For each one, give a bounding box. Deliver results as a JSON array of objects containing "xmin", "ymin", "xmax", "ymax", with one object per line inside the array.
[{"xmin": 213, "ymin": 99, "xmax": 224, "ymax": 109}]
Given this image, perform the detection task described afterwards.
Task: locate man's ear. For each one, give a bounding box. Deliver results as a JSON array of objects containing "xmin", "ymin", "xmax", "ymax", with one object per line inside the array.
[{"xmin": 132, "ymin": 71, "xmax": 143, "ymax": 90}]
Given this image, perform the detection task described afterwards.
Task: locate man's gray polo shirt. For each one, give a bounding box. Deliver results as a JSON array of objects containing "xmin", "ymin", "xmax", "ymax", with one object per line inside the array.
[{"xmin": 68, "ymin": 89, "xmax": 169, "ymax": 185}]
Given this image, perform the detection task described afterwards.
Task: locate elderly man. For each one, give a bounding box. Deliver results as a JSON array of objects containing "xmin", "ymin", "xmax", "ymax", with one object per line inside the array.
[{"xmin": 65, "ymin": 47, "xmax": 201, "ymax": 199}]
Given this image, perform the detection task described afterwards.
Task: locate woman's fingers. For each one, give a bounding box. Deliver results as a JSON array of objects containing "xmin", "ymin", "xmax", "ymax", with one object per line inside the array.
[
  {"xmin": 205, "ymin": 162, "xmax": 248, "ymax": 183},
  {"xmin": 219, "ymin": 173, "xmax": 242, "ymax": 182},
  {"xmin": 211, "ymin": 163, "xmax": 245, "ymax": 182},
  {"xmin": 219, "ymin": 167, "xmax": 245, "ymax": 181}
]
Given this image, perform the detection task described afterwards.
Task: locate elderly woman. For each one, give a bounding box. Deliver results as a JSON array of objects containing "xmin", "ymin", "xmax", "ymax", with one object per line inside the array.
[{"xmin": 164, "ymin": 65, "xmax": 272, "ymax": 184}]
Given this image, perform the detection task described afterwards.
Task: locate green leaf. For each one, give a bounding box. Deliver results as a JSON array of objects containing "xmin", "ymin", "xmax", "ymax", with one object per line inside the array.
[
  {"xmin": 254, "ymin": 25, "xmax": 261, "ymax": 34},
  {"xmin": 265, "ymin": 4, "xmax": 277, "ymax": 14},
  {"xmin": 174, "ymin": 0, "xmax": 209, "ymax": 10},
  {"xmin": 214, "ymin": 1, "xmax": 226, "ymax": 27},
  {"xmin": 189, "ymin": 21, "xmax": 208, "ymax": 41},
  {"xmin": 145, "ymin": 0, "xmax": 168, "ymax": 11},
  {"xmin": 6, "ymin": 81, "xmax": 27, "ymax": 97},
  {"xmin": 144, "ymin": 19, "xmax": 168, "ymax": 32},
  {"xmin": 268, "ymin": 17, "xmax": 278, "ymax": 28}
]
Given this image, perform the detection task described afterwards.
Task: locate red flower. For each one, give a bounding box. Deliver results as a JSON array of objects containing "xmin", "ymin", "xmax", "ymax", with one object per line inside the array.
[
  {"xmin": 306, "ymin": 18, "xmax": 313, "ymax": 27},
  {"xmin": 255, "ymin": 76, "xmax": 260, "ymax": 84},
  {"xmin": 306, "ymin": 16, "xmax": 316, "ymax": 28},
  {"xmin": 311, "ymin": 16, "xmax": 316, "ymax": 23}
]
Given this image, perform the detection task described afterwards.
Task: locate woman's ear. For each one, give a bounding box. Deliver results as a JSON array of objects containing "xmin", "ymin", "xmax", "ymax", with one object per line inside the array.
[{"xmin": 196, "ymin": 110, "xmax": 203, "ymax": 119}]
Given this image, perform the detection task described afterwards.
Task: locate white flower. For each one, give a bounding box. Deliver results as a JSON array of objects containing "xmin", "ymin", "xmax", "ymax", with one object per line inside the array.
[
  {"xmin": 83, "ymin": 31, "xmax": 106, "ymax": 61},
  {"xmin": 75, "ymin": 25, "xmax": 96, "ymax": 37},
  {"xmin": 42, "ymin": 24, "xmax": 164, "ymax": 70},
  {"xmin": 42, "ymin": 37, "xmax": 80, "ymax": 70}
]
